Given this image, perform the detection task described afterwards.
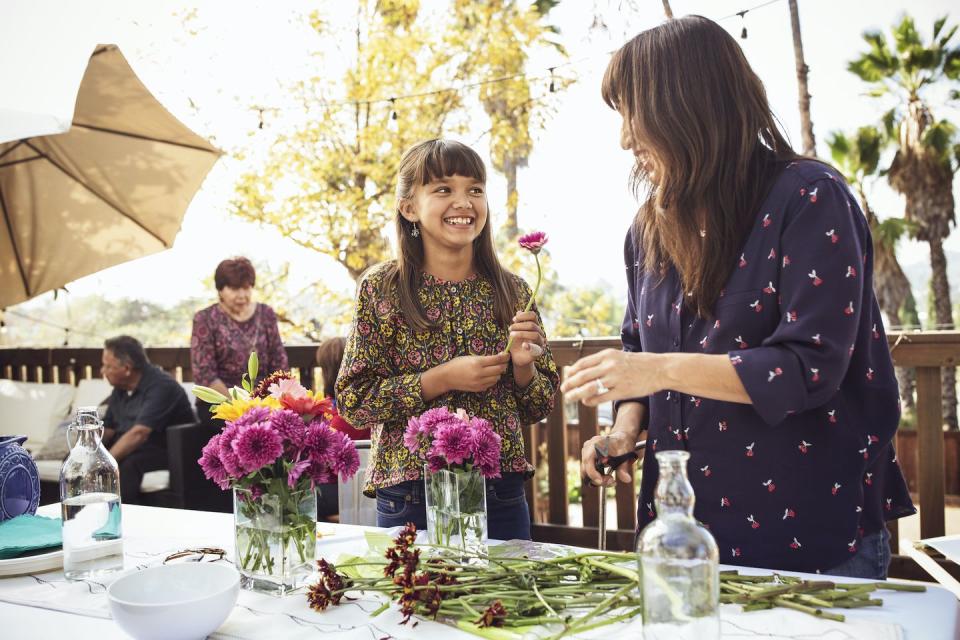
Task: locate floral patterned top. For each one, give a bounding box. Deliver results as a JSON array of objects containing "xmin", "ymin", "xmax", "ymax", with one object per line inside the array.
[
  {"xmin": 190, "ymin": 303, "xmax": 288, "ymax": 388},
  {"xmin": 337, "ymin": 263, "xmax": 560, "ymax": 496},
  {"xmin": 622, "ymin": 160, "xmax": 914, "ymax": 573}
]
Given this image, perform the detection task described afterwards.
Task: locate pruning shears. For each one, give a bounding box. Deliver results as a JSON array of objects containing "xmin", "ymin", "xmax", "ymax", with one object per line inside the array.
[{"xmin": 592, "ymin": 438, "xmax": 646, "ymax": 550}]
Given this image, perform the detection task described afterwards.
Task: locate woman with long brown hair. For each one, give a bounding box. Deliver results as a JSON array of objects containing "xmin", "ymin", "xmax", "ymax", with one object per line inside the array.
[
  {"xmin": 565, "ymin": 16, "xmax": 913, "ymax": 578},
  {"xmin": 337, "ymin": 139, "xmax": 559, "ymax": 540}
]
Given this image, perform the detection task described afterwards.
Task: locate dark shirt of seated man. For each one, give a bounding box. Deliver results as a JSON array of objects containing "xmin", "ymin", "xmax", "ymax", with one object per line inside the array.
[{"xmin": 100, "ymin": 336, "xmax": 195, "ymax": 504}]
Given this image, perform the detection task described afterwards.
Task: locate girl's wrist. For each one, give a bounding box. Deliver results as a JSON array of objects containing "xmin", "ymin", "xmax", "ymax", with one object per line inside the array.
[{"xmin": 513, "ymin": 361, "xmax": 536, "ymax": 388}]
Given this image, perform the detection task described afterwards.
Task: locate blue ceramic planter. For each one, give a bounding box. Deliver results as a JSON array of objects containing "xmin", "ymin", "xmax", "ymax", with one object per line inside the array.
[{"xmin": 0, "ymin": 436, "xmax": 40, "ymax": 521}]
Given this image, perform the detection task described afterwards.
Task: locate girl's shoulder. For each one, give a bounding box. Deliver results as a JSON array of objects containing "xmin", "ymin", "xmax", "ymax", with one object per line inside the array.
[{"xmin": 357, "ymin": 261, "xmax": 398, "ymax": 294}]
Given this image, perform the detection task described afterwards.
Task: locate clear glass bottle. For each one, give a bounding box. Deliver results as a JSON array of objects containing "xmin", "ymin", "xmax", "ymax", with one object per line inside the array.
[
  {"xmin": 59, "ymin": 406, "xmax": 123, "ymax": 580},
  {"xmin": 637, "ymin": 450, "xmax": 719, "ymax": 640}
]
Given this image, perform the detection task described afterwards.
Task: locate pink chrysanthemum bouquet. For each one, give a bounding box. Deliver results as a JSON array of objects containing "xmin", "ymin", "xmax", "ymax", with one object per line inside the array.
[
  {"xmin": 194, "ymin": 353, "xmax": 360, "ymax": 590},
  {"xmin": 404, "ymin": 407, "xmax": 501, "ymax": 478}
]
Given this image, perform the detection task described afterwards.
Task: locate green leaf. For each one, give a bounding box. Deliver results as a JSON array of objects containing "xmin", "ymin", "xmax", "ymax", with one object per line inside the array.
[
  {"xmin": 192, "ymin": 385, "xmax": 229, "ymax": 404},
  {"xmin": 364, "ymin": 530, "xmax": 394, "ymax": 554}
]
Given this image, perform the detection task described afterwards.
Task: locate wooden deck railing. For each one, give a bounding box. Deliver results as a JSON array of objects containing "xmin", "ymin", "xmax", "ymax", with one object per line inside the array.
[{"xmin": 2, "ymin": 331, "xmax": 959, "ymax": 574}]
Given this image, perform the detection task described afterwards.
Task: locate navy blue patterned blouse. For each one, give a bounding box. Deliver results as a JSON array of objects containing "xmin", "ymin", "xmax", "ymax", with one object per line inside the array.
[{"xmin": 622, "ymin": 160, "xmax": 915, "ymax": 573}]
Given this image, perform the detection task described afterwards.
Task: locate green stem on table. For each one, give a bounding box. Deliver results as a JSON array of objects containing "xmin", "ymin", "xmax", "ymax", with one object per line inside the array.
[{"xmin": 502, "ymin": 254, "xmax": 541, "ymax": 354}]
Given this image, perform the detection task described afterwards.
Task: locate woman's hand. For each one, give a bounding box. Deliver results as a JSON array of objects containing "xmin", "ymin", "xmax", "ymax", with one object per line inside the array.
[
  {"xmin": 581, "ymin": 430, "xmax": 638, "ymax": 487},
  {"xmin": 561, "ymin": 349, "xmax": 665, "ymax": 406},
  {"xmin": 422, "ymin": 353, "xmax": 510, "ymax": 400},
  {"xmin": 507, "ymin": 310, "xmax": 546, "ymax": 369}
]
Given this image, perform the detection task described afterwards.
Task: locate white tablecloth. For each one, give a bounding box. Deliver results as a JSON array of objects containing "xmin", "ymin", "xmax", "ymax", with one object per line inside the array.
[{"xmin": 0, "ymin": 504, "xmax": 956, "ymax": 639}]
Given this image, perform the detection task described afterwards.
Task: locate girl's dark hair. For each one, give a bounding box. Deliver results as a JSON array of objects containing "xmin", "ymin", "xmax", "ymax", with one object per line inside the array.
[
  {"xmin": 382, "ymin": 139, "xmax": 519, "ymax": 330},
  {"xmin": 602, "ymin": 15, "xmax": 798, "ymax": 317},
  {"xmin": 214, "ymin": 256, "xmax": 256, "ymax": 290}
]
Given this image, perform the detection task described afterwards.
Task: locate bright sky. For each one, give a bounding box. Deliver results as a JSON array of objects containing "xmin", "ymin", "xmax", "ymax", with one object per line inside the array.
[{"xmin": 5, "ymin": 0, "xmax": 960, "ymax": 316}]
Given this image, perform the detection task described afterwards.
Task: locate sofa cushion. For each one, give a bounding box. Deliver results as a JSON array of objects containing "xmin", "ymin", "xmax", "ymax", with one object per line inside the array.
[
  {"xmin": 34, "ymin": 460, "xmax": 170, "ymax": 494},
  {"xmin": 0, "ymin": 380, "xmax": 74, "ymax": 452},
  {"xmin": 70, "ymin": 378, "xmax": 112, "ymax": 416}
]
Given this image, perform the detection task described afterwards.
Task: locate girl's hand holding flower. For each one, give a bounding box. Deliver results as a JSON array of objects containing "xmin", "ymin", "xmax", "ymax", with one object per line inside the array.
[{"xmin": 507, "ymin": 310, "xmax": 545, "ymax": 369}]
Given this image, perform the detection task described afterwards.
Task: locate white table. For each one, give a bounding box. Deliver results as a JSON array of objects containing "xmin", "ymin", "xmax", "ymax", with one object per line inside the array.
[{"xmin": 1, "ymin": 504, "xmax": 957, "ymax": 639}]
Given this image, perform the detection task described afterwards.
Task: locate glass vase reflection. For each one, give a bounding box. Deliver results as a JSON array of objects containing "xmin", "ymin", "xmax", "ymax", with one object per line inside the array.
[
  {"xmin": 233, "ymin": 486, "xmax": 316, "ymax": 596},
  {"xmin": 637, "ymin": 450, "xmax": 719, "ymax": 640},
  {"xmin": 424, "ymin": 465, "xmax": 488, "ymax": 559}
]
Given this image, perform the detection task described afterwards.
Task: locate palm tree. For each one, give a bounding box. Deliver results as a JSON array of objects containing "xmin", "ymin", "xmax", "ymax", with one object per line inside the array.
[
  {"xmin": 828, "ymin": 127, "xmax": 919, "ymax": 412},
  {"xmin": 788, "ymin": 0, "xmax": 816, "ymax": 156},
  {"xmin": 849, "ymin": 15, "xmax": 960, "ymax": 430}
]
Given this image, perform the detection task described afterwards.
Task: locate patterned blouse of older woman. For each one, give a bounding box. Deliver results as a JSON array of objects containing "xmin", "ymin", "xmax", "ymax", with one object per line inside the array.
[{"xmin": 190, "ymin": 256, "xmax": 288, "ymax": 426}]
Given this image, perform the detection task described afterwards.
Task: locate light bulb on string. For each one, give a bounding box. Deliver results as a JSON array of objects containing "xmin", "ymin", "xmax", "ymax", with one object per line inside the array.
[
  {"xmin": 548, "ymin": 67, "xmax": 556, "ymax": 93},
  {"xmin": 63, "ymin": 328, "xmax": 70, "ymax": 347},
  {"xmin": 388, "ymin": 98, "xmax": 399, "ymax": 132},
  {"xmin": 737, "ymin": 10, "xmax": 748, "ymax": 39}
]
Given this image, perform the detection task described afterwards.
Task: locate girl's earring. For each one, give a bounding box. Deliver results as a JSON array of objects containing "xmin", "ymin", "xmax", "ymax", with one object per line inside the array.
[{"xmin": 411, "ymin": 222, "xmax": 420, "ymax": 238}]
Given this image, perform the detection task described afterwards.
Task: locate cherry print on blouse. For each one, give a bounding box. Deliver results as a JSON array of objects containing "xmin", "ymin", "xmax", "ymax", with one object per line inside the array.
[
  {"xmin": 721, "ymin": 497, "xmax": 731, "ymax": 507},
  {"xmin": 645, "ymin": 314, "xmax": 653, "ymax": 327},
  {"xmin": 858, "ymin": 447, "xmax": 868, "ymax": 460},
  {"xmin": 790, "ymin": 537, "xmax": 802, "ymax": 550},
  {"xmin": 885, "ymin": 498, "xmax": 892, "ymax": 512},
  {"xmin": 808, "ymin": 270, "xmax": 823, "ymax": 286},
  {"xmin": 700, "ymin": 336, "xmax": 709, "ymax": 349},
  {"xmin": 768, "ymin": 248, "xmax": 777, "ymax": 260},
  {"xmin": 763, "ymin": 282, "xmax": 776, "ymax": 294},
  {"xmin": 783, "ymin": 255, "xmax": 791, "ymax": 267},
  {"xmin": 810, "ymin": 368, "xmax": 820, "ymax": 382},
  {"xmin": 783, "ymin": 508, "xmax": 796, "ymax": 519},
  {"xmin": 701, "ymin": 465, "xmax": 711, "ymax": 477},
  {"xmin": 747, "ymin": 514, "xmax": 760, "ymax": 529},
  {"xmin": 865, "ymin": 472, "xmax": 873, "ymax": 486},
  {"xmin": 750, "ymin": 299, "xmax": 763, "ymax": 313},
  {"xmin": 671, "ymin": 427, "xmax": 682, "ymax": 441},
  {"xmin": 827, "ymin": 409, "xmax": 837, "ymax": 423},
  {"xmin": 799, "ymin": 440, "xmax": 812, "ymax": 453},
  {"xmin": 847, "ymin": 539, "xmax": 857, "ymax": 554},
  {"xmin": 872, "ymin": 324, "xmax": 880, "ymax": 339},
  {"xmin": 646, "ymin": 502, "xmax": 655, "ymax": 517},
  {"xmin": 826, "ymin": 229, "xmax": 839, "ymax": 244},
  {"xmin": 739, "ymin": 253, "xmax": 747, "ymax": 268},
  {"xmin": 762, "ymin": 479, "xmax": 776, "ymax": 492},
  {"xmin": 690, "ymin": 397, "xmax": 702, "ymax": 408},
  {"xmin": 846, "ymin": 265, "xmax": 857, "ymax": 278},
  {"xmin": 809, "ymin": 187, "xmax": 819, "ymax": 203},
  {"xmin": 718, "ymin": 420, "xmax": 728, "ymax": 431},
  {"xmin": 713, "ymin": 319, "xmax": 720, "ymax": 329},
  {"xmin": 732, "ymin": 548, "xmax": 742, "ymax": 557},
  {"xmin": 762, "ymin": 213, "xmax": 772, "ymax": 227},
  {"xmin": 745, "ymin": 442, "xmax": 755, "ymax": 457},
  {"xmin": 832, "ymin": 482, "xmax": 842, "ymax": 495},
  {"xmin": 730, "ymin": 355, "xmax": 743, "ymax": 365},
  {"xmin": 812, "ymin": 333, "xmax": 822, "ymax": 345},
  {"xmin": 735, "ymin": 336, "xmax": 748, "ymax": 349},
  {"xmin": 767, "ymin": 367, "xmax": 783, "ymax": 382},
  {"xmin": 786, "ymin": 310, "xmax": 798, "ymax": 323},
  {"xmin": 844, "ymin": 301, "xmax": 855, "ymax": 316}
]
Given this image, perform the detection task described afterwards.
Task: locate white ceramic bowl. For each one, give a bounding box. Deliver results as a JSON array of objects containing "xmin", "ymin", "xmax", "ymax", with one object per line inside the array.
[{"xmin": 107, "ymin": 563, "xmax": 240, "ymax": 640}]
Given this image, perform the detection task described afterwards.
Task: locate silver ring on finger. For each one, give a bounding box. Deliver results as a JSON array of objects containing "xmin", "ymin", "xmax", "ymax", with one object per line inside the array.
[{"xmin": 595, "ymin": 378, "xmax": 610, "ymax": 395}]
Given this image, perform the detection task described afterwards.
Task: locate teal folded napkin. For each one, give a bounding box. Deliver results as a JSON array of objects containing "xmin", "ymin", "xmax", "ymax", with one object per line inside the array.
[{"xmin": 0, "ymin": 514, "xmax": 62, "ymax": 559}]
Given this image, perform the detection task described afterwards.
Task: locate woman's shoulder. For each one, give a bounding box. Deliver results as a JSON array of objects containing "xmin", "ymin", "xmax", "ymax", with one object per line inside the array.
[
  {"xmin": 194, "ymin": 303, "xmax": 219, "ymax": 321},
  {"xmin": 255, "ymin": 302, "xmax": 278, "ymax": 318},
  {"xmin": 777, "ymin": 159, "xmax": 849, "ymax": 195}
]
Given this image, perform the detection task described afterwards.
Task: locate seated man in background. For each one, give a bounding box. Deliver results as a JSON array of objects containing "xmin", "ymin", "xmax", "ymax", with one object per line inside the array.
[{"xmin": 101, "ymin": 336, "xmax": 195, "ymax": 504}]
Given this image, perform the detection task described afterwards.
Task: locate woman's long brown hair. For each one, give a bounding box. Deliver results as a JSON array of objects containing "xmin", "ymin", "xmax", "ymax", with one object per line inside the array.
[
  {"xmin": 381, "ymin": 139, "xmax": 519, "ymax": 330},
  {"xmin": 602, "ymin": 15, "xmax": 798, "ymax": 317}
]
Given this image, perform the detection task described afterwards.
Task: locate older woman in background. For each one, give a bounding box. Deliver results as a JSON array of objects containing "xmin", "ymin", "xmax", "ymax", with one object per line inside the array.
[{"xmin": 190, "ymin": 256, "xmax": 288, "ymax": 427}]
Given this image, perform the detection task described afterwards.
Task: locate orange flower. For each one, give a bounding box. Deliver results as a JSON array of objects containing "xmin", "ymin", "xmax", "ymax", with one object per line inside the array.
[{"xmin": 279, "ymin": 390, "xmax": 333, "ymax": 420}]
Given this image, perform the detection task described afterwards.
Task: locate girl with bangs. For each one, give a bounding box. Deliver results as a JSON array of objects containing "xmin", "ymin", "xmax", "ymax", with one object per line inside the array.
[
  {"xmin": 565, "ymin": 16, "xmax": 913, "ymax": 577},
  {"xmin": 337, "ymin": 139, "xmax": 559, "ymax": 539}
]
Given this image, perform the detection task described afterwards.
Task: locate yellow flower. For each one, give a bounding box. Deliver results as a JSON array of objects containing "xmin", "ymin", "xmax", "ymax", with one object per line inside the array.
[{"xmin": 212, "ymin": 396, "xmax": 280, "ymax": 422}]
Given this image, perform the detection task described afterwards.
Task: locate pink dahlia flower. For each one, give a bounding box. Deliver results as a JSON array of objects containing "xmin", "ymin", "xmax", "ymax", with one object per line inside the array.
[
  {"xmin": 198, "ymin": 434, "xmax": 230, "ymax": 489},
  {"xmin": 518, "ymin": 231, "xmax": 548, "ymax": 254},
  {"xmin": 232, "ymin": 423, "xmax": 284, "ymax": 474}
]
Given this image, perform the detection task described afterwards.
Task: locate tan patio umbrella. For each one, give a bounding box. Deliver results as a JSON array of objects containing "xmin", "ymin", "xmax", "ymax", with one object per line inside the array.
[{"xmin": 0, "ymin": 44, "xmax": 221, "ymax": 308}]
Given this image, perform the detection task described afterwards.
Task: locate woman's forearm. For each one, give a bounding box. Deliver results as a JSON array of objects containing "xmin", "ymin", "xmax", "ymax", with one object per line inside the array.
[{"xmin": 658, "ymin": 352, "xmax": 751, "ymax": 404}]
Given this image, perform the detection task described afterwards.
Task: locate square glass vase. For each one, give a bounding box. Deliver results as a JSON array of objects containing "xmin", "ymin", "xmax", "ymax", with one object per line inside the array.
[
  {"xmin": 423, "ymin": 465, "xmax": 488, "ymax": 558},
  {"xmin": 233, "ymin": 486, "xmax": 316, "ymax": 596}
]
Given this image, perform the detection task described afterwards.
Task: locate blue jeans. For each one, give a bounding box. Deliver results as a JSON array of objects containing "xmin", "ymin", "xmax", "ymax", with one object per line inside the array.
[
  {"xmin": 825, "ymin": 527, "xmax": 891, "ymax": 579},
  {"xmin": 375, "ymin": 472, "xmax": 532, "ymax": 540}
]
